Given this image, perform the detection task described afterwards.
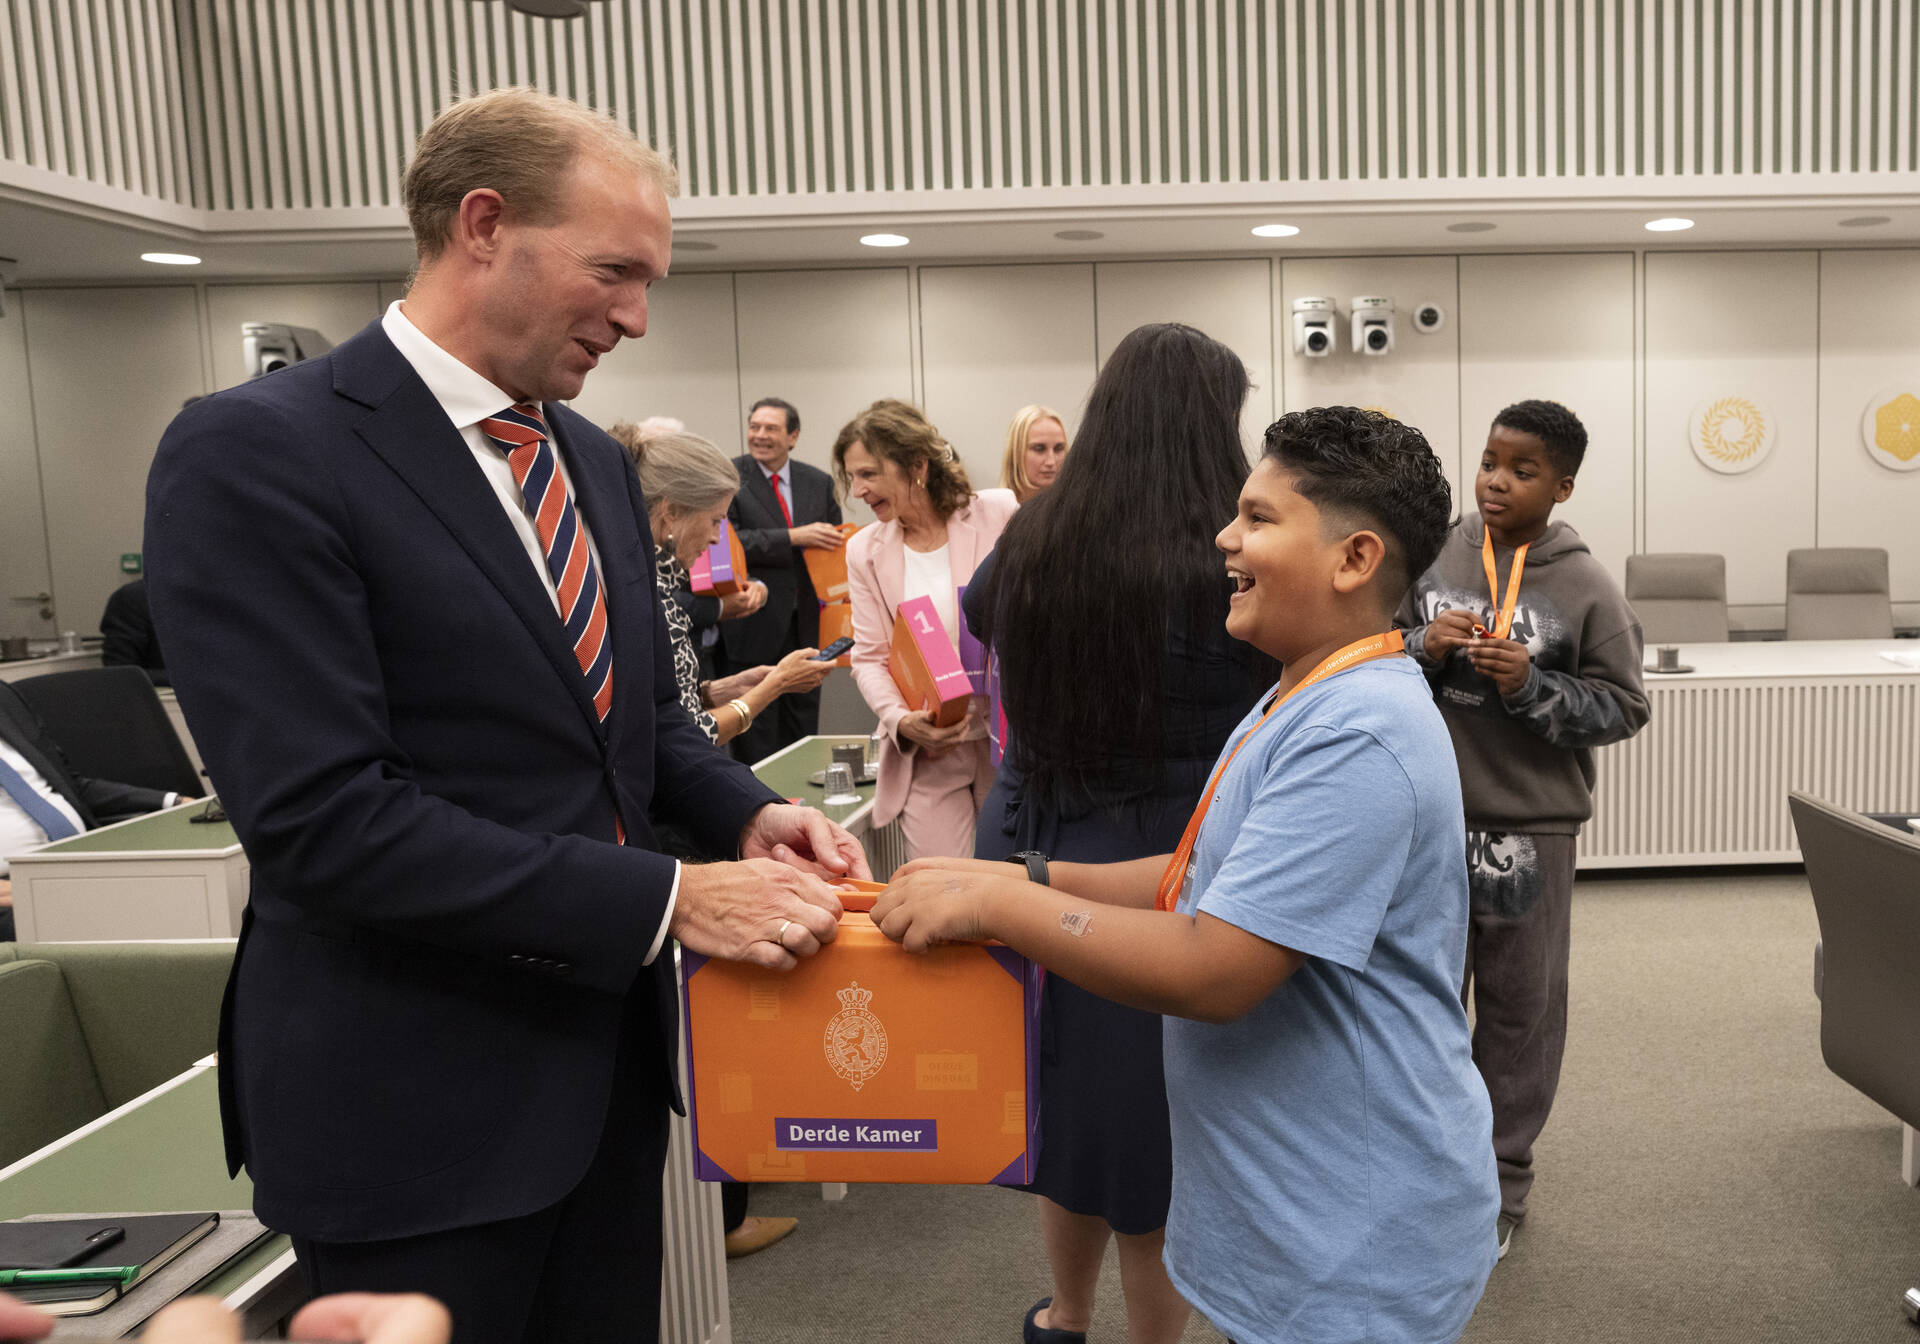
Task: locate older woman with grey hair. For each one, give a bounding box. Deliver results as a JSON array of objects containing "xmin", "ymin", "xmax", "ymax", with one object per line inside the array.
[{"xmin": 611, "ymin": 422, "xmax": 833, "ymax": 748}]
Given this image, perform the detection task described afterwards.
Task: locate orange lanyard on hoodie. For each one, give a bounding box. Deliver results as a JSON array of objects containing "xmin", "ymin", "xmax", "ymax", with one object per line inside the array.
[
  {"xmin": 1479, "ymin": 530, "xmax": 1528, "ymax": 640},
  {"xmin": 1153, "ymin": 630, "xmax": 1405, "ymax": 913}
]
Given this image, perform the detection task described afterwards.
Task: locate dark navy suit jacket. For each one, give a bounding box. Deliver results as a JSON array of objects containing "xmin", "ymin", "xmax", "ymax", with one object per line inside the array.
[
  {"xmin": 144, "ymin": 320, "xmax": 779, "ymax": 1242},
  {"xmin": 720, "ymin": 455, "xmax": 841, "ymax": 666}
]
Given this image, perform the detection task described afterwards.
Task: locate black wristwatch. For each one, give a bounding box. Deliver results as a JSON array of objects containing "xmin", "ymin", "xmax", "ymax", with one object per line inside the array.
[{"xmin": 1006, "ymin": 851, "xmax": 1050, "ymax": 886}]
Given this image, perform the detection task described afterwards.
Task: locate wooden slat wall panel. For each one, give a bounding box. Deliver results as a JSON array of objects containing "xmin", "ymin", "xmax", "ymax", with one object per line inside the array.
[{"xmin": 2, "ymin": 1, "xmax": 1917, "ymax": 211}]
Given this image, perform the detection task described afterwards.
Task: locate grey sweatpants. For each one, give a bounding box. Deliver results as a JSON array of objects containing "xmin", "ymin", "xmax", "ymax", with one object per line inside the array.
[{"xmin": 1461, "ymin": 829, "xmax": 1577, "ymax": 1222}]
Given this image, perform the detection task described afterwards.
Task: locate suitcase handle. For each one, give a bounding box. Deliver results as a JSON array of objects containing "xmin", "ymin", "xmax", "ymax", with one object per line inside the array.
[{"xmin": 833, "ymin": 878, "xmax": 887, "ymax": 913}]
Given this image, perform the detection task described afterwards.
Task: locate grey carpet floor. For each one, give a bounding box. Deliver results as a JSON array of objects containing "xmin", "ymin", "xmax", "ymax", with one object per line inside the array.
[{"xmin": 725, "ymin": 870, "xmax": 1920, "ymax": 1342}]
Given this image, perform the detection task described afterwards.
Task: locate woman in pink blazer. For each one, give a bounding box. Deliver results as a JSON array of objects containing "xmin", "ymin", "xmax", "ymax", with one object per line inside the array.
[{"xmin": 834, "ymin": 400, "xmax": 1019, "ymax": 860}]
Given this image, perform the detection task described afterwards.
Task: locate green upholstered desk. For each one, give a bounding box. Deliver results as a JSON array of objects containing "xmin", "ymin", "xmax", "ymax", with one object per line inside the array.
[
  {"xmin": 8, "ymin": 802, "xmax": 248, "ymax": 941},
  {"xmin": 0, "ymin": 1063, "xmax": 300, "ymax": 1335}
]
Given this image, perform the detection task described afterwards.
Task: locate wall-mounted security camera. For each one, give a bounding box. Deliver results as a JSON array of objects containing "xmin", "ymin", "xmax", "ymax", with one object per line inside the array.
[
  {"xmin": 1411, "ymin": 302, "xmax": 1446, "ymax": 334},
  {"xmin": 1350, "ymin": 296, "xmax": 1394, "ymax": 356},
  {"xmin": 1291, "ymin": 297, "xmax": 1337, "ymax": 358},
  {"xmin": 242, "ymin": 322, "xmax": 335, "ymax": 379}
]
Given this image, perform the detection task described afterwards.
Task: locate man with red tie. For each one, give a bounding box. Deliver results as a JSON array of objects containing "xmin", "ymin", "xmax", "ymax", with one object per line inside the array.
[
  {"xmin": 145, "ymin": 89, "xmax": 866, "ymax": 1344},
  {"xmin": 721, "ymin": 398, "xmax": 845, "ymax": 763}
]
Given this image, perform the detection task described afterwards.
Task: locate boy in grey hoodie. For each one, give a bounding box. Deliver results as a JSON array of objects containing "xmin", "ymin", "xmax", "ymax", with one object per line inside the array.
[{"xmin": 1396, "ymin": 400, "xmax": 1650, "ymax": 1260}]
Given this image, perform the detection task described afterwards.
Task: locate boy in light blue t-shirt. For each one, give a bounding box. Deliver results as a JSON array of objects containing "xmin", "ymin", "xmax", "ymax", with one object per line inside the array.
[{"xmin": 875, "ymin": 406, "xmax": 1498, "ymax": 1344}]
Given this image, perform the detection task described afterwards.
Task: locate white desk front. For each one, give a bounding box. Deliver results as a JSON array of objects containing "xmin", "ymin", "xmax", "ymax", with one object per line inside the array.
[
  {"xmin": 7, "ymin": 800, "xmax": 248, "ymax": 941},
  {"xmin": 1584, "ymin": 640, "xmax": 1920, "ymax": 868}
]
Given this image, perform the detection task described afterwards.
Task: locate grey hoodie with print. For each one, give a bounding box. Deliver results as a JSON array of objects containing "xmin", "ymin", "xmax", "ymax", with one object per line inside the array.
[{"xmin": 1395, "ymin": 514, "xmax": 1650, "ymax": 835}]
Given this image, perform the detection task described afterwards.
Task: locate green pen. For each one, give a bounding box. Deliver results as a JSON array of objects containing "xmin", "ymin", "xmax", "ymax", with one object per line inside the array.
[{"xmin": 0, "ymin": 1266, "xmax": 139, "ymax": 1287}]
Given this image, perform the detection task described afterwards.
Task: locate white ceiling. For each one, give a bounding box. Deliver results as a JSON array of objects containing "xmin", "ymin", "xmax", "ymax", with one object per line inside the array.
[{"xmin": 2, "ymin": 189, "xmax": 1916, "ymax": 287}]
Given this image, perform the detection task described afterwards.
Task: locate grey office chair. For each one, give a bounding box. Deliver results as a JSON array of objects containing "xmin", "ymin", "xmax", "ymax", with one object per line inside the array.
[
  {"xmin": 1625, "ymin": 553, "xmax": 1730, "ymax": 644},
  {"xmin": 1785, "ymin": 548, "xmax": 1894, "ymax": 640},
  {"xmin": 1788, "ymin": 793, "xmax": 1920, "ymax": 1323}
]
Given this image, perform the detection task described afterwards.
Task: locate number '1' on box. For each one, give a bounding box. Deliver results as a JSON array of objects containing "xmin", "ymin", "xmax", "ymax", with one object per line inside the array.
[
  {"xmin": 888, "ymin": 595, "xmax": 973, "ymax": 728},
  {"xmin": 681, "ymin": 902, "xmax": 1040, "ymax": 1185}
]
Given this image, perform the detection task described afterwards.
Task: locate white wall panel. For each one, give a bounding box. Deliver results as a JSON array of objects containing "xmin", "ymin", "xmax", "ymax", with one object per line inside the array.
[
  {"xmin": 1093, "ymin": 259, "xmax": 1275, "ymax": 453},
  {"xmin": 1816, "ymin": 249, "xmax": 1920, "ymax": 616},
  {"xmin": 1278, "ymin": 256, "xmax": 1461, "ymax": 485},
  {"xmin": 203, "ymin": 282, "xmax": 382, "ymax": 391},
  {"xmin": 21, "ymin": 287, "xmax": 205, "ymax": 636},
  {"xmin": 567, "ymin": 272, "xmax": 744, "ymax": 456},
  {"xmin": 1459, "ymin": 253, "xmax": 1637, "ymax": 587},
  {"xmin": 734, "ymin": 269, "xmax": 914, "ymax": 521},
  {"xmin": 1643, "ymin": 251, "xmax": 1820, "ymax": 612},
  {"xmin": 0, "ymin": 293, "xmax": 53, "ymax": 639},
  {"xmin": 917, "ymin": 263, "xmax": 1097, "ymax": 500}
]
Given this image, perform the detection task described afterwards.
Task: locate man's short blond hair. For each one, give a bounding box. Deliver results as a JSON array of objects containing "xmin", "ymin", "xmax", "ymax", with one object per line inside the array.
[{"xmin": 402, "ymin": 87, "xmax": 679, "ymax": 261}]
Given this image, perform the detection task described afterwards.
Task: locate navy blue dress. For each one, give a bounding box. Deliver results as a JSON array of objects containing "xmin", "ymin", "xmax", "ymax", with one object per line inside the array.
[{"xmin": 964, "ymin": 552, "xmax": 1270, "ymax": 1234}]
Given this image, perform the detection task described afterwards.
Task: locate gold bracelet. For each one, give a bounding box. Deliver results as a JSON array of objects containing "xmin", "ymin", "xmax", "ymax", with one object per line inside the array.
[{"xmin": 727, "ymin": 698, "xmax": 753, "ymax": 732}]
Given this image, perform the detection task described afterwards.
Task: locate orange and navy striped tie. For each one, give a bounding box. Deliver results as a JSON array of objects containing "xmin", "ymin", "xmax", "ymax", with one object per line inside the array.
[{"xmin": 480, "ymin": 404, "xmax": 615, "ymax": 723}]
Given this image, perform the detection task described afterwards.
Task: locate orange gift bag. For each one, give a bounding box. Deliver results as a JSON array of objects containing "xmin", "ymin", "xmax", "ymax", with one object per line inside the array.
[{"xmin": 682, "ymin": 881, "xmax": 1041, "ymax": 1185}]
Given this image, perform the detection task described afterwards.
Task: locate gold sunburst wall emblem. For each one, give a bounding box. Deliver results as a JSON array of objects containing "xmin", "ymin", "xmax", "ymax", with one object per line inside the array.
[
  {"xmin": 1861, "ymin": 387, "xmax": 1920, "ymax": 472},
  {"xmin": 1689, "ymin": 396, "xmax": 1776, "ymax": 476}
]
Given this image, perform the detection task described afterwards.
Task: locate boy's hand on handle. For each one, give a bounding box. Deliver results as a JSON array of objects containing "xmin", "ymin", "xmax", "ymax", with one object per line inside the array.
[
  {"xmin": 1422, "ymin": 608, "xmax": 1480, "ymax": 661},
  {"xmin": 872, "ymin": 867, "xmax": 998, "ymax": 953},
  {"xmin": 792, "ymin": 522, "xmax": 846, "ymax": 549},
  {"xmin": 1465, "ymin": 636, "xmax": 1532, "ymax": 696},
  {"xmin": 672, "ymin": 857, "xmax": 844, "ymax": 970},
  {"xmin": 895, "ymin": 856, "xmax": 1019, "ymax": 882}
]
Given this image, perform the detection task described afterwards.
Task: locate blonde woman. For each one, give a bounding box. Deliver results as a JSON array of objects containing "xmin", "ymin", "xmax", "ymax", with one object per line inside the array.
[
  {"xmin": 836, "ymin": 400, "xmax": 1017, "ymax": 860},
  {"xmin": 999, "ymin": 404, "xmax": 1070, "ymax": 503}
]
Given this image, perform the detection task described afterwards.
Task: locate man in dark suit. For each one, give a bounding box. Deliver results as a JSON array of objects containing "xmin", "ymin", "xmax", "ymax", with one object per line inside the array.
[
  {"xmin": 145, "ymin": 89, "xmax": 865, "ymax": 1344},
  {"xmin": 722, "ymin": 397, "xmax": 846, "ymax": 763},
  {"xmin": 0, "ymin": 680, "xmax": 182, "ymax": 939},
  {"xmin": 100, "ymin": 578, "xmax": 169, "ymax": 686}
]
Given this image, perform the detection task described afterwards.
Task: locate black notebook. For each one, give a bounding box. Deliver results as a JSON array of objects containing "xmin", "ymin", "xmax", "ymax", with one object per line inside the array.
[{"xmin": 0, "ymin": 1212, "xmax": 219, "ymax": 1317}]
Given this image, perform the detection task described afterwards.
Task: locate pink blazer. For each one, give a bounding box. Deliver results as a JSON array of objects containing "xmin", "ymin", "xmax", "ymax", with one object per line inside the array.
[{"xmin": 846, "ymin": 488, "xmax": 1020, "ymax": 828}]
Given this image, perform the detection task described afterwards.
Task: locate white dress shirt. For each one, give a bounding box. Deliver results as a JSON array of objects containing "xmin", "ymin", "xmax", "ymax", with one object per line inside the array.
[
  {"xmin": 0, "ymin": 737, "xmax": 85, "ymax": 877},
  {"xmin": 380, "ymin": 301, "xmax": 677, "ymax": 965}
]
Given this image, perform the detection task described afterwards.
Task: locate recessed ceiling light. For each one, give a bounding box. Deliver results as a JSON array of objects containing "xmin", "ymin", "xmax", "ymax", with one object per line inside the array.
[
  {"xmin": 1054, "ymin": 229, "xmax": 1105, "ymax": 241},
  {"xmin": 1839, "ymin": 215, "xmax": 1891, "ymax": 227},
  {"xmin": 1644, "ymin": 217, "xmax": 1695, "ymax": 232},
  {"xmin": 674, "ymin": 240, "xmax": 718, "ymax": 252},
  {"xmin": 141, "ymin": 252, "xmax": 201, "ymax": 265},
  {"xmin": 1446, "ymin": 221, "xmax": 1497, "ymax": 233},
  {"xmin": 859, "ymin": 233, "xmax": 910, "ymax": 248},
  {"xmin": 1250, "ymin": 223, "xmax": 1301, "ymax": 238}
]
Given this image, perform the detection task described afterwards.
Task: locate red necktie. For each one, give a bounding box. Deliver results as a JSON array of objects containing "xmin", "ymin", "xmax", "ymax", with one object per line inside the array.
[
  {"xmin": 479, "ymin": 404, "xmax": 615, "ymax": 723},
  {"xmin": 770, "ymin": 471, "xmax": 794, "ymax": 527}
]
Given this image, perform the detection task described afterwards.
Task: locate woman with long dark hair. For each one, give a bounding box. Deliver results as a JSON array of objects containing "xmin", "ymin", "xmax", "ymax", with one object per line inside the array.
[{"xmin": 967, "ymin": 324, "xmax": 1277, "ymax": 1344}]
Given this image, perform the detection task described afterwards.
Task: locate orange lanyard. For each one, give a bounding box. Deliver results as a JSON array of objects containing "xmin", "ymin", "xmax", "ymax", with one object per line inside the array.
[
  {"xmin": 1479, "ymin": 531, "xmax": 1528, "ymax": 640},
  {"xmin": 1153, "ymin": 630, "xmax": 1405, "ymax": 913}
]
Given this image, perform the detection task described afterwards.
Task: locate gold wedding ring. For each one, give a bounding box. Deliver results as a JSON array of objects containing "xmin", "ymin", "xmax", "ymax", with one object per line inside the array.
[{"xmin": 775, "ymin": 919, "xmax": 794, "ymax": 945}]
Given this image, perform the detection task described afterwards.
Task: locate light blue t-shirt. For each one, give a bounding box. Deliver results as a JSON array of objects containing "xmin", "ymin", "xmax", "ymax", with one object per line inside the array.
[{"xmin": 1162, "ymin": 656, "xmax": 1498, "ymax": 1344}]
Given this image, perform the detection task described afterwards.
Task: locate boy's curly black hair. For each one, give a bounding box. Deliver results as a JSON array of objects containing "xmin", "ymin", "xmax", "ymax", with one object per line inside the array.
[
  {"xmin": 1262, "ymin": 407, "xmax": 1453, "ymax": 605},
  {"xmin": 1491, "ymin": 399, "xmax": 1588, "ymax": 477}
]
